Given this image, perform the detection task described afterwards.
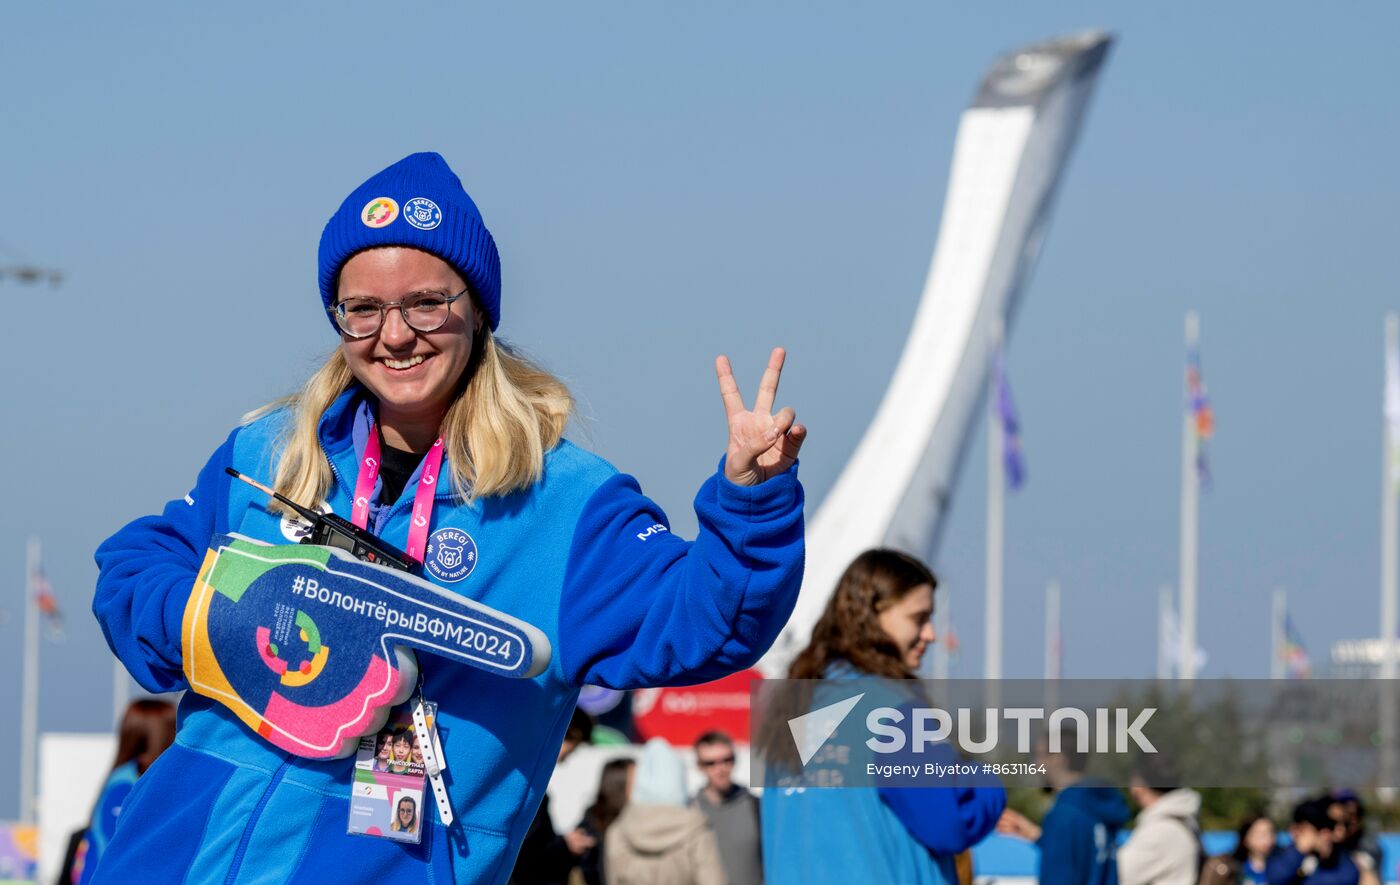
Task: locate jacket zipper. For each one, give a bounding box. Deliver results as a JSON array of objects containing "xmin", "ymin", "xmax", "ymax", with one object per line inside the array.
[
  {"xmin": 220, "ymin": 437, "xmax": 429, "ymax": 882},
  {"xmin": 321, "ymin": 441, "xmax": 352, "ymax": 501},
  {"xmin": 319, "ymin": 425, "xmax": 452, "ymax": 880},
  {"xmin": 223, "ymin": 757, "xmax": 292, "ymax": 885},
  {"xmin": 215, "ymin": 443, "xmax": 338, "ymax": 882}
]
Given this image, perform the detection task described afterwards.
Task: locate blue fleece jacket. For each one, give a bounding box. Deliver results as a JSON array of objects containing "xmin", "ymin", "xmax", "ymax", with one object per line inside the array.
[
  {"xmin": 76, "ymin": 761, "xmax": 140, "ymax": 885},
  {"xmin": 1266, "ymin": 846, "xmax": 1360, "ymax": 885},
  {"xmin": 760, "ymin": 669, "xmax": 1006, "ymax": 885},
  {"xmin": 90, "ymin": 387, "xmax": 804, "ymax": 884},
  {"xmin": 1036, "ymin": 780, "xmax": 1130, "ymax": 885}
]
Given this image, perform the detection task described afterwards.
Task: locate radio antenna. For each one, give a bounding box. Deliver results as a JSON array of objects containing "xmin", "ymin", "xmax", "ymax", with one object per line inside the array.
[{"xmin": 225, "ymin": 468, "xmax": 321, "ymax": 524}]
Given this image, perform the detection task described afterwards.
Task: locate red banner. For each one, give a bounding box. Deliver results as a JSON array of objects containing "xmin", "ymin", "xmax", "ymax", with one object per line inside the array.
[{"xmin": 631, "ymin": 669, "xmax": 763, "ymax": 746}]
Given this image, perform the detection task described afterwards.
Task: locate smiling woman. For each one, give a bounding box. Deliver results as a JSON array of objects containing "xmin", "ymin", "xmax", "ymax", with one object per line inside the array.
[{"xmin": 90, "ymin": 151, "xmax": 809, "ymax": 884}]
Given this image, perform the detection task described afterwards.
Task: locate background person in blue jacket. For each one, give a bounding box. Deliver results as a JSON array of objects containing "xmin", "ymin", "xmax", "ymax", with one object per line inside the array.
[
  {"xmin": 90, "ymin": 151, "xmax": 807, "ymax": 884},
  {"xmin": 996, "ymin": 724, "xmax": 1129, "ymax": 885},
  {"xmin": 1267, "ymin": 798, "xmax": 1360, "ymax": 885},
  {"xmin": 70, "ymin": 699, "xmax": 177, "ymax": 885},
  {"xmin": 760, "ymin": 549, "xmax": 1006, "ymax": 885}
]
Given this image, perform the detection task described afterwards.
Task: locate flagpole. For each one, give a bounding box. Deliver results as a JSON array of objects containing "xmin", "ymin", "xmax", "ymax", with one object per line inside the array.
[
  {"xmin": 1179, "ymin": 311, "xmax": 1200, "ymax": 681},
  {"xmin": 113, "ymin": 663, "xmax": 130, "ymax": 726},
  {"xmin": 1044, "ymin": 581, "xmax": 1061, "ymax": 681},
  {"xmin": 1045, "ymin": 581, "xmax": 1061, "ymax": 712},
  {"xmin": 21, "ymin": 537, "xmax": 40, "ymax": 825},
  {"xmin": 1271, "ymin": 588, "xmax": 1286, "ymax": 680},
  {"xmin": 1380, "ymin": 313, "xmax": 1398, "ymax": 795},
  {"xmin": 1382, "ymin": 312, "xmax": 1398, "ymax": 680},
  {"xmin": 1157, "ymin": 584, "xmax": 1172, "ymax": 681},
  {"xmin": 985, "ymin": 324, "xmax": 1005, "ymax": 683}
]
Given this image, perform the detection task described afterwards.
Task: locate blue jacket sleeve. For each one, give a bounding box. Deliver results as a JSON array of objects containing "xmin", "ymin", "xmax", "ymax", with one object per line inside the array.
[
  {"xmin": 558, "ymin": 459, "xmax": 804, "ymax": 688},
  {"xmin": 93, "ymin": 431, "xmax": 237, "ymax": 693},
  {"xmin": 876, "ymin": 743, "xmax": 1007, "ymax": 856}
]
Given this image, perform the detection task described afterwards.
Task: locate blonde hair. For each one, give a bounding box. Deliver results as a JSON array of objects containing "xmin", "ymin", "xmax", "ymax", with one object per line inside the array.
[{"xmin": 245, "ymin": 328, "xmax": 573, "ymax": 514}]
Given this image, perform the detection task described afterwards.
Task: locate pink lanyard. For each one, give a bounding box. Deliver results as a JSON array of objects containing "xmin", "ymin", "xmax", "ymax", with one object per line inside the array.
[{"xmin": 350, "ymin": 426, "xmax": 445, "ymax": 564}]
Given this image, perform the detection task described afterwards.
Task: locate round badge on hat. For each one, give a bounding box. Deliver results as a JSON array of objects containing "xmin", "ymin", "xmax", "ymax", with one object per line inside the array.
[
  {"xmin": 404, "ymin": 197, "xmax": 442, "ymax": 231},
  {"xmin": 361, "ymin": 197, "xmax": 399, "ymax": 228}
]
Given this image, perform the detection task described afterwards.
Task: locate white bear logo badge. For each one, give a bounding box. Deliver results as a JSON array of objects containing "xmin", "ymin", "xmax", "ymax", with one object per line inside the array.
[
  {"xmin": 404, "ymin": 197, "xmax": 442, "ymax": 231},
  {"xmin": 425, "ymin": 527, "xmax": 477, "ymax": 583}
]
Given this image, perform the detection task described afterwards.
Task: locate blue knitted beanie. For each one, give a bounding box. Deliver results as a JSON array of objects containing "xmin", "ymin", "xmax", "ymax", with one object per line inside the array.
[{"xmin": 318, "ymin": 152, "xmax": 502, "ymax": 331}]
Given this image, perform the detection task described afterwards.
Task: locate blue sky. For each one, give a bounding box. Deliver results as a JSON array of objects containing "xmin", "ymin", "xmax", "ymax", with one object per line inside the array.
[{"xmin": 1, "ymin": 2, "xmax": 1397, "ymax": 817}]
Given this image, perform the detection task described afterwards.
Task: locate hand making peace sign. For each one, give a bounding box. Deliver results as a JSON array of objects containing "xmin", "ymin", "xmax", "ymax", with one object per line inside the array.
[{"xmin": 717, "ymin": 347, "xmax": 808, "ymax": 486}]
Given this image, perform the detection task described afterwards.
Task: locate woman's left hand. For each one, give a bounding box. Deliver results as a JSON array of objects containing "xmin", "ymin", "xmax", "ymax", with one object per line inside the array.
[{"xmin": 716, "ymin": 347, "xmax": 807, "ymax": 486}]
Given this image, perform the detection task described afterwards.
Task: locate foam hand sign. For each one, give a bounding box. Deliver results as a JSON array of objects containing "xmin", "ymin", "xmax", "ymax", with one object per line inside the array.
[{"xmin": 182, "ymin": 533, "xmax": 550, "ymax": 759}]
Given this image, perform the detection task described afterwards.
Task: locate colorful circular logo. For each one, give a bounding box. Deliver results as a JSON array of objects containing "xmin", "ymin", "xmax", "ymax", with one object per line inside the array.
[
  {"xmin": 257, "ymin": 609, "xmax": 330, "ymax": 687},
  {"xmin": 404, "ymin": 197, "xmax": 442, "ymax": 231},
  {"xmin": 424, "ymin": 527, "xmax": 477, "ymax": 583},
  {"xmin": 361, "ymin": 197, "xmax": 399, "ymax": 228}
]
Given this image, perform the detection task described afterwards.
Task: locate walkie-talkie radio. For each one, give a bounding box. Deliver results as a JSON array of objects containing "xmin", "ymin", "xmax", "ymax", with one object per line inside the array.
[{"xmin": 224, "ymin": 468, "xmax": 419, "ymax": 574}]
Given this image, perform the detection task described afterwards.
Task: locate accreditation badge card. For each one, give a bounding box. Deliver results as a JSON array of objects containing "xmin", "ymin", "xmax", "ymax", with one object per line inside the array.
[{"xmin": 348, "ymin": 703, "xmax": 439, "ymax": 844}]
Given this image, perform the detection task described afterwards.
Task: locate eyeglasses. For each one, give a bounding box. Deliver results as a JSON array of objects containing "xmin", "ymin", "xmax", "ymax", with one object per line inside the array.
[
  {"xmin": 699, "ymin": 755, "xmax": 736, "ymax": 768},
  {"xmin": 329, "ymin": 287, "xmax": 469, "ymax": 339}
]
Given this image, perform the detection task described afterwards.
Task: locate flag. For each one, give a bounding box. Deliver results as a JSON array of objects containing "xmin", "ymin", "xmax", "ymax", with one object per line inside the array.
[
  {"xmin": 1282, "ymin": 613, "xmax": 1311, "ymax": 679},
  {"xmin": 1186, "ymin": 345, "xmax": 1214, "ymax": 489},
  {"xmin": 1162, "ymin": 604, "xmax": 1207, "ymax": 677},
  {"xmin": 993, "ymin": 348, "xmax": 1026, "ymax": 490},
  {"xmin": 943, "ymin": 624, "xmax": 961, "ymax": 668},
  {"xmin": 1386, "ymin": 332, "xmax": 1400, "ymax": 489},
  {"xmin": 33, "ymin": 565, "xmax": 63, "ymax": 641}
]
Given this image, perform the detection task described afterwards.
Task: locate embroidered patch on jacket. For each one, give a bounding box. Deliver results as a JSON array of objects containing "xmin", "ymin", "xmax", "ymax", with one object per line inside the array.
[
  {"xmin": 361, "ymin": 197, "xmax": 399, "ymax": 228},
  {"xmin": 403, "ymin": 197, "xmax": 442, "ymax": 231},
  {"xmin": 424, "ymin": 527, "xmax": 477, "ymax": 583}
]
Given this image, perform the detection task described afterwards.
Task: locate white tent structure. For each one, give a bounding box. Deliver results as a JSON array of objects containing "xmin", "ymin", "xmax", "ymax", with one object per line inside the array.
[
  {"xmin": 38, "ymin": 733, "xmax": 115, "ymax": 884},
  {"xmin": 760, "ymin": 31, "xmax": 1114, "ymax": 676}
]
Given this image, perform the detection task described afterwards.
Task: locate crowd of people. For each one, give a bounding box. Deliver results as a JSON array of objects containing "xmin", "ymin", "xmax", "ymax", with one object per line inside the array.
[
  {"xmin": 998, "ymin": 738, "xmax": 1387, "ymax": 885},
  {"xmin": 76, "ymin": 681, "xmax": 1398, "ymax": 885},
  {"xmin": 502, "ymin": 537, "xmax": 1396, "ymax": 885},
  {"xmin": 510, "ymin": 720, "xmax": 759, "ymax": 885},
  {"xmin": 509, "ymin": 717, "xmax": 1391, "ymax": 885}
]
